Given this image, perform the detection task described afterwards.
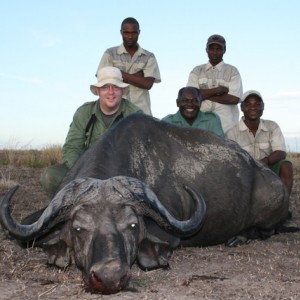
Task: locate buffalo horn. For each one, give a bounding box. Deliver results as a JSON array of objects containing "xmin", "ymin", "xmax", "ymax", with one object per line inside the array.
[{"xmin": 140, "ymin": 182, "xmax": 207, "ymax": 236}]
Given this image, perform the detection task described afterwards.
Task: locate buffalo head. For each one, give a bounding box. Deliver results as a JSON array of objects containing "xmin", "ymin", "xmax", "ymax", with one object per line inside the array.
[{"xmin": 0, "ymin": 176, "xmax": 206, "ymax": 294}]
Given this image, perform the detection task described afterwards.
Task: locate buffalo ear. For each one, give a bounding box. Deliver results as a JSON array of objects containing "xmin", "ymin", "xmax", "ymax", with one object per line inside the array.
[
  {"xmin": 136, "ymin": 234, "xmax": 173, "ymax": 271},
  {"xmin": 43, "ymin": 239, "xmax": 71, "ymax": 268},
  {"xmin": 136, "ymin": 217, "xmax": 180, "ymax": 270},
  {"xmin": 43, "ymin": 222, "xmax": 73, "ymax": 268}
]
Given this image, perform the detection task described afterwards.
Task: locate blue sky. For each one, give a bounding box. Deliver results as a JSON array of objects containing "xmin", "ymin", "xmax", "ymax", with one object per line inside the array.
[{"xmin": 1, "ymin": 0, "xmax": 300, "ymax": 151}]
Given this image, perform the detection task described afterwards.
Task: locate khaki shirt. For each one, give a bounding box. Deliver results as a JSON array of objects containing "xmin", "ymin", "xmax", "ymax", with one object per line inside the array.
[
  {"xmin": 225, "ymin": 118, "xmax": 286, "ymax": 160},
  {"xmin": 187, "ymin": 61, "xmax": 243, "ymax": 132},
  {"xmin": 97, "ymin": 44, "xmax": 161, "ymax": 115}
]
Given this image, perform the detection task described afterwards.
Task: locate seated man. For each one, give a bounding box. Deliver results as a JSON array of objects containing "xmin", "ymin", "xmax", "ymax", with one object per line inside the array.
[
  {"xmin": 162, "ymin": 86, "xmax": 224, "ymax": 137},
  {"xmin": 226, "ymin": 90, "xmax": 296, "ymax": 229},
  {"xmin": 40, "ymin": 66, "xmax": 143, "ymax": 196}
]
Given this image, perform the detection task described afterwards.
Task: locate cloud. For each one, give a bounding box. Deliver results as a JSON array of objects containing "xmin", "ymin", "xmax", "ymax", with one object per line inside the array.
[
  {"xmin": 41, "ymin": 38, "xmax": 61, "ymax": 48},
  {"xmin": 31, "ymin": 30, "xmax": 61, "ymax": 48},
  {"xmin": 268, "ymin": 91, "xmax": 300, "ymax": 101},
  {"xmin": 0, "ymin": 73, "xmax": 42, "ymax": 85}
]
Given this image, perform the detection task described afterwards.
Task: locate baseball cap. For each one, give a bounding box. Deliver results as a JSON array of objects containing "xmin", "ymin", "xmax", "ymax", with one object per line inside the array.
[
  {"xmin": 241, "ymin": 90, "xmax": 263, "ymax": 102},
  {"xmin": 207, "ymin": 34, "xmax": 226, "ymax": 48}
]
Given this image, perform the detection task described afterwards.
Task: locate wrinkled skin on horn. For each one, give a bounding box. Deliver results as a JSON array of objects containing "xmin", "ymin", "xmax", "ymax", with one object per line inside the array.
[{"xmin": 0, "ymin": 176, "xmax": 206, "ymax": 294}]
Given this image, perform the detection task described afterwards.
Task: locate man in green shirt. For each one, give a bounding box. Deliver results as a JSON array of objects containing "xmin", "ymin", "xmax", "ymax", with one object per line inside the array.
[
  {"xmin": 41, "ymin": 66, "xmax": 143, "ymax": 196},
  {"xmin": 162, "ymin": 86, "xmax": 224, "ymax": 137}
]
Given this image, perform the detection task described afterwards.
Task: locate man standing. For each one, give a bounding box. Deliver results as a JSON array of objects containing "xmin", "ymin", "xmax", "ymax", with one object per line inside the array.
[
  {"xmin": 162, "ymin": 86, "xmax": 224, "ymax": 137},
  {"xmin": 96, "ymin": 17, "xmax": 161, "ymax": 115},
  {"xmin": 187, "ymin": 34, "xmax": 243, "ymax": 132}
]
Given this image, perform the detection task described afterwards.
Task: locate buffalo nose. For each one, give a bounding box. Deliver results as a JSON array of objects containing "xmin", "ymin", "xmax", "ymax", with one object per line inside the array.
[{"xmin": 87, "ymin": 270, "xmax": 131, "ymax": 294}]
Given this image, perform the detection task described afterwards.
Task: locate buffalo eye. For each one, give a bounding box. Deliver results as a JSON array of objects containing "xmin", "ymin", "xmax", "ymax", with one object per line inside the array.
[
  {"xmin": 73, "ymin": 227, "xmax": 82, "ymax": 232},
  {"xmin": 129, "ymin": 223, "xmax": 138, "ymax": 230}
]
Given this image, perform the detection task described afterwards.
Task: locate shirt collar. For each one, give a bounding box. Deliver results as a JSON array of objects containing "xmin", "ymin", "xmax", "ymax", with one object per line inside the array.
[
  {"xmin": 206, "ymin": 61, "xmax": 224, "ymax": 71},
  {"xmin": 117, "ymin": 43, "xmax": 144, "ymax": 55},
  {"xmin": 173, "ymin": 111, "xmax": 206, "ymax": 127},
  {"xmin": 96, "ymin": 99, "xmax": 125, "ymax": 118},
  {"xmin": 240, "ymin": 117, "xmax": 268, "ymax": 132}
]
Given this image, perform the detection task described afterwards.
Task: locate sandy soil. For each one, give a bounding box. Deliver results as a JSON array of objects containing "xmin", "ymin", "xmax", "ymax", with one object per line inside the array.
[{"xmin": 0, "ymin": 165, "xmax": 299, "ymax": 299}]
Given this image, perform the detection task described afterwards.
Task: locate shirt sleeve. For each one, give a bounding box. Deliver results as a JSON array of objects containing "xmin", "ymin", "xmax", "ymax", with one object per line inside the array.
[
  {"xmin": 143, "ymin": 54, "xmax": 161, "ymax": 82},
  {"xmin": 161, "ymin": 115, "xmax": 172, "ymax": 123},
  {"xmin": 210, "ymin": 115, "xmax": 225, "ymax": 137},
  {"xmin": 62, "ymin": 107, "xmax": 88, "ymax": 168},
  {"xmin": 228, "ymin": 71, "xmax": 243, "ymax": 99},
  {"xmin": 187, "ymin": 69, "xmax": 200, "ymax": 88},
  {"xmin": 96, "ymin": 51, "xmax": 112, "ymax": 75},
  {"xmin": 270, "ymin": 123, "xmax": 286, "ymax": 152}
]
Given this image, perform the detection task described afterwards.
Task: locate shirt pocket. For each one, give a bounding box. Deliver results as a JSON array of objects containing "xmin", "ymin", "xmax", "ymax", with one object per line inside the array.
[
  {"xmin": 198, "ymin": 78, "xmax": 209, "ymax": 89},
  {"xmin": 259, "ymin": 142, "xmax": 270, "ymax": 150},
  {"xmin": 112, "ymin": 60, "xmax": 125, "ymax": 71},
  {"xmin": 257, "ymin": 142, "xmax": 271, "ymax": 158},
  {"xmin": 217, "ymin": 79, "xmax": 229, "ymax": 88}
]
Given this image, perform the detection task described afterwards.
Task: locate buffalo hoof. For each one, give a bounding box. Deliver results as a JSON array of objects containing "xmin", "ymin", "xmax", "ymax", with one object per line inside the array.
[
  {"xmin": 225, "ymin": 235, "xmax": 250, "ymax": 247},
  {"xmin": 276, "ymin": 220, "xmax": 300, "ymax": 233}
]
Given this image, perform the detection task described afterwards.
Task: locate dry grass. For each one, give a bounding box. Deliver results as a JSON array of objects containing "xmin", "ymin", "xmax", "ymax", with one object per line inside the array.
[
  {"xmin": 0, "ymin": 145, "xmax": 62, "ymax": 168},
  {"xmin": 0, "ymin": 145, "xmax": 62, "ymax": 189},
  {"xmin": 288, "ymin": 152, "xmax": 300, "ymax": 174},
  {"xmin": 0, "ymin": 168, "xmax": 17, "ymax": 189}
]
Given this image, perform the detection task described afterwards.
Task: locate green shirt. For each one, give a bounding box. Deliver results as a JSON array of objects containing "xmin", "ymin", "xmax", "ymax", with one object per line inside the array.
[
  {"xmin": 162, "ymin": 111, "xmax": 224, "ymax": 137},
  {"xmin": 62, "ymin": 98, "xmax": 143, "ymax": 168}
]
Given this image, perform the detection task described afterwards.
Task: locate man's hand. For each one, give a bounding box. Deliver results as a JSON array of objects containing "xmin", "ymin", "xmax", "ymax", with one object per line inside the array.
[
  {"xmin": 134, "ymin": 70, "xmax": 144, "ymax": 77},
  {"xmin": 215, "ymin": 85, "xmax": 229, "ymax": 96},
  {"xmin": 121, "ymin": 70, "xmax": 155, "ymax": 90}
]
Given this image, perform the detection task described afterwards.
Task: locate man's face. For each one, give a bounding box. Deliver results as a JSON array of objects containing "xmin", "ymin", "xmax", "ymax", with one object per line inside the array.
[
  {"xmin": 206, "ymin": 44, "xmax": 225, "ymax": 66},
  {"xmin": 97, "ymin": 84, "xmax": 123, "ymax": 114},
  {"xmin": 177, "ymin": 88, "xmax": 200, "ymax": 122},
  {"xmin": 121, "ymin": 22, "xmax": 140, "ymax": 48},
  {"xmin": 241, "ymin": 95, "xmax": 264, "ymax": 121}
]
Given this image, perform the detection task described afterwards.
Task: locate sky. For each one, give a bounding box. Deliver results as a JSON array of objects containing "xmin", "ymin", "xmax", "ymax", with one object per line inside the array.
[{"xmin": 1, "ymin": 0, "xmax": 300, "ymax": 151}]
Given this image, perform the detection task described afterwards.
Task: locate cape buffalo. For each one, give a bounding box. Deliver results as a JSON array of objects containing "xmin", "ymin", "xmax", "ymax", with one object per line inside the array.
[{"xmin": 0, "ymin": 114, "xmax": 289, "ymax": 294}]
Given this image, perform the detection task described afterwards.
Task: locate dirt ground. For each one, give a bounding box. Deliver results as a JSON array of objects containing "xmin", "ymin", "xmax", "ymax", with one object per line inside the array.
[{"xmin": 0, "ymin": 165, "xmax": 300, "ymax": 300}]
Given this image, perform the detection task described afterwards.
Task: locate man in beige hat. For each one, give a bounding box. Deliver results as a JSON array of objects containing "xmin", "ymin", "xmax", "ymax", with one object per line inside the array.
[
  {"xmin": 187, "ymin": 34, "xmax": 243, "ymax": 133},
  {"xmin": 40, "ymin": 66, "xmax": 143, "ymax": 196}
]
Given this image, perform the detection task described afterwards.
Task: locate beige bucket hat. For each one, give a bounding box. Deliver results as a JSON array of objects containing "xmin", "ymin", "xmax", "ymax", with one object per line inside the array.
[{"xmin": 90, "ymin": 66, "xmax": 129, "ymax": 95}]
